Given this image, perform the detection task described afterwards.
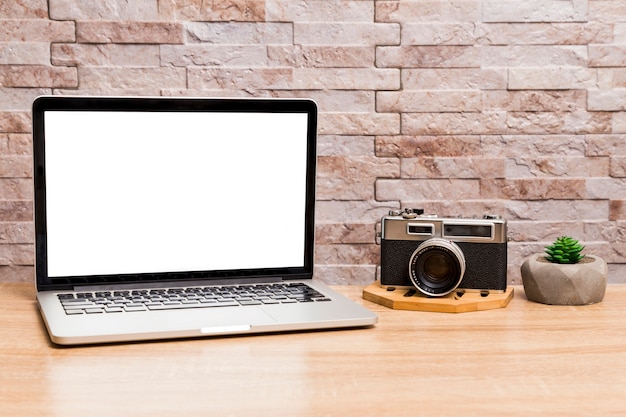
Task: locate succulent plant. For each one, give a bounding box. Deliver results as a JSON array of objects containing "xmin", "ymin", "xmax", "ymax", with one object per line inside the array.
[{"xmin": 544, "ymin": 236, "xmax": 585, "ymax": 264}]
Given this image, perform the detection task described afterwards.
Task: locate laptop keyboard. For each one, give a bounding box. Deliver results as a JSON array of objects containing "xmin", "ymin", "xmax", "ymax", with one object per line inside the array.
[{"xmin": 57, "ymin": 282, "xmax": 331, "ymax": 315}]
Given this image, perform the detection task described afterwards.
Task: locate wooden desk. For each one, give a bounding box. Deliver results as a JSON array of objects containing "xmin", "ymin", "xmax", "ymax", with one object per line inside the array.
[{"xmin": 2, "ymin": 283, "xmax": 626, "ymax": 416}]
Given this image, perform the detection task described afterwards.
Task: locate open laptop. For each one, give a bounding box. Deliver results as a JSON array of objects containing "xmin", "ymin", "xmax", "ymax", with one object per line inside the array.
[{"xmin": 32, "ymin": 95, "xmax": 377, "ymax": 345}]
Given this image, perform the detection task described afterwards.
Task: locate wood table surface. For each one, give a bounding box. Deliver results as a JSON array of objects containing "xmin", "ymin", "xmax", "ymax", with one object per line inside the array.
[{"xmin": 2, "ymin": 283, "xmax": 626, "ymax": 416}]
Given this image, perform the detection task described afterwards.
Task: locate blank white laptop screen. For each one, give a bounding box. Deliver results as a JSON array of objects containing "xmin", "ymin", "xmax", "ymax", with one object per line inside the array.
[{"xmin": 43, "ymin": 110, "xmax": 309, "ymax": 278}]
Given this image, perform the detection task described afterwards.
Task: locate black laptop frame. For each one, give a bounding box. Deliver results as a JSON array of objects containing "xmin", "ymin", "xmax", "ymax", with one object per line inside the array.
[{"xmin": 32, "ymin": 96, "xmax": 318, "ymax": 291}]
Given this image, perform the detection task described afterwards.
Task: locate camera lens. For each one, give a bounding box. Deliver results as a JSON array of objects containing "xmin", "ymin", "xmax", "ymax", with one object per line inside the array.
[{"xmin": 408, "ymin": 238, "xmax": 466, "ymax": 296}]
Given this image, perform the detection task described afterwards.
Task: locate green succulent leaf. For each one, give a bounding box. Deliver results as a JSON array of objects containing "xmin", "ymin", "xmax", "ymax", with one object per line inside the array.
[{"xmin": 544, "ymin": 236, "xmax": 585, "ymax": 264}]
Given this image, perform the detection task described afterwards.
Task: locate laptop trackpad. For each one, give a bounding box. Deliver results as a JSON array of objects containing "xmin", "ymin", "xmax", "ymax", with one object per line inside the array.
[{"xmin": 195, "ymin": 307, "xmax": 276, "ymax": 334}]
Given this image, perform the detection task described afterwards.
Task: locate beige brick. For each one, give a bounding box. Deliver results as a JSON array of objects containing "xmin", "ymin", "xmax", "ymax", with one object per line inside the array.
[
  {"xmin": 0, "ymin": 134, "xmax": 32, "ymax": 155},
  {"xmin": 414, "ymin": 199, "xmax": 508, "ymax": 218},
  {"xmin": 482, "ymin": 134, "xmax": 586, "ymax": 157},
  {"xmin": 590, "ymin": 45, "xmax": 626, "ymax": 68},
  {"xmin": 483, "ymin": 90, "xmax": 587, "ymax": 112},
  {"xmin": 0, "ymin": 42, "xmax": 49, "ymax": 65},
  {"xmin": 586, "ymin": 178, "xmax": 626, "ymax": 199},
  {"xmin": 590, "ymin": 1, "xmax": 626, "ymax": 23},
  {"xmin": 376, "ymin": 0, "xmax": 482, "ymax": 23},
  {"xmin": 79, "ymin": 67, "xmax": 186, "ymax": 90},
  {"xmin": 313, "ymin": 265, "xmax": 377, "ymax": 286},
  {"xmin": 316, "ymin": 200, "xmax": 398, "ymax": 224},
  {"xmin": 0, "ymin": 222, "xmax": 33, "ymax": 244},
  {"xmin": 52, "ymin": 44, "xmax": 160, "ymax": 67},
  {"xmin": 509, "ymin": 67, "xmax": 598, "ymax": 90},
  {"xmin": 0, "ymin": 156, "xmax": 31, "ymax": 178},
  {"xmin": 0, "ymin": 243, "xmax": 33, "ymax": 265},
  {"xmin": 0, "ymin": 19, "xmax": 75, "ymax": 42},
  {"xmin": 0, "ymin": 65, "xmax": 77, "ymax": 88},
  {"xmin": 376, "ymin": 178, "xmax": 481, "ymax": 201},
  {"xmin": 616, "ymin": 23, "xmax": 626, "ymax": 43},
  {"xmin": 316, "ymin": 223, "xmax": 377, "ymax": 245},
  {"xmin": 483, "ymin": 45, "xmax": 587, "ymax": 67},
  {"xmin": 292, "ymin": 68, "xmax": 400, "ymax": 90},
  {"xmin": 0, "ymin": 0, "xmax": 47, "ymax": 19},
  {"xmin": 268, "ymin": 0, "xmax": 373, "ymax": 23},
  {"xmin": 598, "ymin": 68, "xmax": 626, "ymax": 89},
  {"xmin": 162, "ymin": 44, "xmax": 267, "ymax": 67},
  {"xmin": 49, "ymin": 0, "xmax": 159, "ymax": 20},
  {"xmin": 377, "ymin": 90, "xmax": 482, "ymax": 113},
  {"xmin": 586, "ymin": 134, "xmax": 626, "ymax": 157},
  {"xmin": 608, "ymin": 264, "xmax": 626, "ymax": 284},
  {"xmin": 159, "ymin": 0, "xmax": 265, "ymax": 21},
  {"xmin": 318, "ymin": 135, "xmax": 375, "ymax": 157},
  {"xmin": 610, "ymin": 157, "xmax": 626, "ymax": 178},
  {"xmin": 584, "ymin": 220, "xmax": 626, "ymax": 251},
  {"xmin": 185, "ymin": 22, "xmax": 292, "ymax": 44},
  {"xmin": 612, "ymin": 112, "xmax": 626, "ymax": 134},
  {"xmin": 0, "ymin": 201, "xmax": 32, "ymax": 221},
  {"xmin": 401, "ymin": 157, "xmax": 505, "ymax": 179},
  {"xmin": 0, "ymin": 112, "xmax": 30, "ymax": 133},
  {"xmin": 0, "ymin": 179, "xmax": 32, "ymax": 200},
  {"xmin": 507, "ymin": 156, "xmax": 609, "ymax": 178},
  {"xmin": 0, "ymin": 88, "xmax": 50, "ymax": 111},
  {"xmin": 504, "ymin": 200, "xmax": 609, "ymax": 221},
  {"xmin": 402, "ymin": 112, "xmax": 507, "ymax": 135},
  {"xmin": 482, "ymin": 178, "xmax": 587, "ymax": 200},
  {"xmin": 187, "ymin": 67, "xmax": 293, "ymax": 90},
  {"xmin": 609, "ymin": 201, "xmax": 626, "ymax": 220},
  {"xmin": 314, "ymin": 243, "xmax": 380, "ymax": 266},
  {"xmin": 375, "ymin": 135, "xmax": 481, "ymax": 158},
  {"xmin": 317, "ymin": 155, "xmax": 399, "ymax": 200},
  {"xmin": 294, "ymin": 23, "xmax": 399, "ymax": 46},
  {"xmin": 505, "ymin": 220, "xmax": 584, "ymax": 242},
  {"xmin": 402, "ymin": 69, "xmax": 507, "ymax": 90},
  {"xmin": 483, "ymin": 0, "xmax": 588, "ymax": 23},
  {"xmin": 319, "ymin": 112, "xmax": 400, "ymax": 136},
  {"xmin": 475, "ymin": 22, "xmax": 613, "ymax": 45},
  {"xmin": 77, "ymin": 21, "xmax": 184, "ymax": 44},
  {"xmin": 588, "ymin": 89, "xmax": 626, "ymax": 111},
  {"xmin": 377, "ymin": 45, "xmax": 481, "ymax": 68},
  {"xmin": 0, "ymin": 265, "xmax": 33, "ymax": 282},
  {"xmin": 268, "ymin": 46, "xmax": 374, "ymax": 68},
  {"xmin": 506, "ymin": 111, "xmax": 611, "ymax": 135},
  {"xmin": 503, "ymin": 112, "xmax": 565, "ymax": 135},
  {"xmin": 402, "ymin": 23, "xmax": 477, "ymax": 45}
]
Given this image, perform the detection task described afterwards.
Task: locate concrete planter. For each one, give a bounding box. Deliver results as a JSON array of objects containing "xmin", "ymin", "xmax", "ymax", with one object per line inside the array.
[{"xmin": 520, "ymin": 254, "xmax": 607, "ymax": 305}]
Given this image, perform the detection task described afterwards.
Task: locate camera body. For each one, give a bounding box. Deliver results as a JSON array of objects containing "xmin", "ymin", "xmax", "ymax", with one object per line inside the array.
[{"xmin": 379, "ymin": 209, "xmax": 508, "ymax": 296}]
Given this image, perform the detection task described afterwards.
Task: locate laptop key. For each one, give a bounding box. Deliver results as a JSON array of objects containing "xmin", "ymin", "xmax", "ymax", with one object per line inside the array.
[
  {"xmin": 239, "ymin": 300, "xmax": 262, "ymax": 306},
  {"xmin": 58, "ymin": 293, "xmax": 75, "ymax": 300},
  {"xmin": 65, "ymin": 310, "xmax": 84, "ymax": 315}
]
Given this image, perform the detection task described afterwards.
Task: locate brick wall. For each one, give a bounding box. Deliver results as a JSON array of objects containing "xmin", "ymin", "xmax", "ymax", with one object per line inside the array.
[{"xmin": 1, "ymin": 0, "xmax": 626, "ymax": 284}]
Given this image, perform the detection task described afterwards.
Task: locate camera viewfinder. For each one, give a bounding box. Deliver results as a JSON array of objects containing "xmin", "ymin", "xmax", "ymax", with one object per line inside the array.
[{"xmin": 407, "ymin": 224, "xmax": 434, "ymax": 235}]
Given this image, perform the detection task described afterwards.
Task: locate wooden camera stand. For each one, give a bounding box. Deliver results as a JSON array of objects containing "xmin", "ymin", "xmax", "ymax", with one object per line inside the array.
[{"xmin": 362, "ymin": 282, "xmax": 514, "ymax": 313}]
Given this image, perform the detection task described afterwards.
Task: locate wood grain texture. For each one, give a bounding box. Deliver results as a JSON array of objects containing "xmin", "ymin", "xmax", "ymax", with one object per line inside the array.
[{"xmin": 2, "ymin": 283, "xmax": 626, "ymax": 416}]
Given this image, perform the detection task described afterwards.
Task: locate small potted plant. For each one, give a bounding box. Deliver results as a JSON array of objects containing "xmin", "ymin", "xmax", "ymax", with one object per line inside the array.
[{"xmin": 520, "ymin": 236, "xmax": 607, "ymax": 305}]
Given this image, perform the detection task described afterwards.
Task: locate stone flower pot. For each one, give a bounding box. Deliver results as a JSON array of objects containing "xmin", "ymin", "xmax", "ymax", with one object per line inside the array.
[{"xmin": 520, "ymin": 254, "xmax": 607, "ymax": 305}]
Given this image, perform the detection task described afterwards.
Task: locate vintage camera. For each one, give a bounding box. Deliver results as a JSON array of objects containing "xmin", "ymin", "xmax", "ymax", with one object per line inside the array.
[{"xmin": 379, "ymin": 209, "xmax": 507, "ymax": 296}]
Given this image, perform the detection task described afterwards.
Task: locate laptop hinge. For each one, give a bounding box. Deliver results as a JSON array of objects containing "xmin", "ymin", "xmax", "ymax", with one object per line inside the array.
[{"xmin": 76, "ymin": 277, "xmax": 283, "ymax": 292}]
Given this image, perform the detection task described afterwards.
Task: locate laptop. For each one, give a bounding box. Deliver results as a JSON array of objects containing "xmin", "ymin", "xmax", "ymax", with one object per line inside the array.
[{"xmin": 32, "ymin": 95, "xmax": 377, "ymax": 345}]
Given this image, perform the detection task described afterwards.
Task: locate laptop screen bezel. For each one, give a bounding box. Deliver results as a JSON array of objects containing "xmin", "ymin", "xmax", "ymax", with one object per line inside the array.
[{"xmin": 32, "ymin": 96, "xmax": 317, "ymax": 291}]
